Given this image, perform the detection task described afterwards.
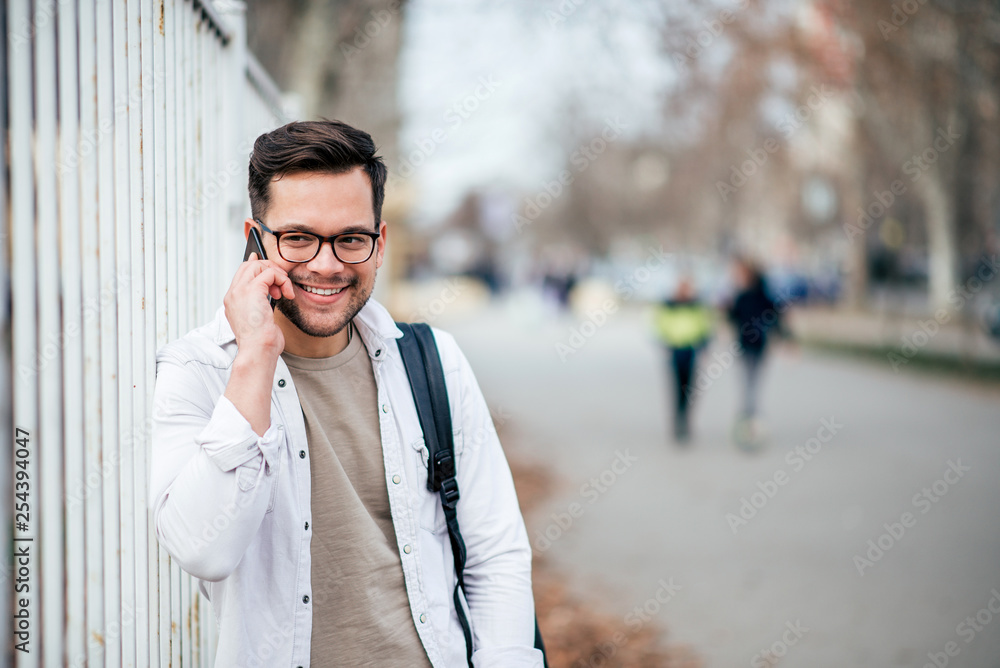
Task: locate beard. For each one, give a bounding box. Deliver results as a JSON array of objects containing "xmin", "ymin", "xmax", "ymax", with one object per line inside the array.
[{"xmin": 276, "ymin": 267, "xmax": 376, "ymax": 339}]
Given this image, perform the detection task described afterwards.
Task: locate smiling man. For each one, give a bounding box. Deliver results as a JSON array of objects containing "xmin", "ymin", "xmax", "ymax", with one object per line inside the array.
[{"xmin": 149, "ymin": 120, "xmax": 541, "ymax": 667}]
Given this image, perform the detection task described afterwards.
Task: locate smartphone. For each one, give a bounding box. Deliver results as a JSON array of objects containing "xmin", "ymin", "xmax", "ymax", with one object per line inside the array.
[{"xmin": 243, "ymin": 227, "xmax": 277, "ymax": 310}]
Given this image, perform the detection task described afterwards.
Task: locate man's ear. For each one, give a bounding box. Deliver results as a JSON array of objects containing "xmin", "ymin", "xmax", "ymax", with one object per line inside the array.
[
  {"xmin": 375, "ymin": 220, "xmax": 388, "ymax": 268},
  {"xmin": 244, "ymin": 218, "xmax": 255, "ymax": 240}
]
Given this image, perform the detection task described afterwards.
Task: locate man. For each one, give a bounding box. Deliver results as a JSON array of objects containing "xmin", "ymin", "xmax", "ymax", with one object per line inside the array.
[
  {"xmin": 149, "ymin": 120, "xmax": 541, "ymax": 667},
  {"xmin": 727, "ymin": 257, "xmax": 787, "ymax": 449}
]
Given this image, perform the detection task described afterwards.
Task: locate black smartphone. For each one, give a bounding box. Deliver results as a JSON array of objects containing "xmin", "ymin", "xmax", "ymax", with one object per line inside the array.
[{"xmin": 243, "ymin": 227, "xmax": 277, "ymax": 310}]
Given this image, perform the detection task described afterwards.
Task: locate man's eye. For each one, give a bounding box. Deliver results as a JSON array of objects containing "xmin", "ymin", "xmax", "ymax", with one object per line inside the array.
[
  {"xmin": 338, "ymin": 235, "xmax": 365, "ymax": 245},
  {"xmin": 283, "ymin": 234, "xmax": 315, "ymax": 245}
]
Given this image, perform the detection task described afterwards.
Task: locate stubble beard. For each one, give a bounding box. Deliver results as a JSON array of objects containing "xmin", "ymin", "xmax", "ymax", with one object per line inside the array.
[{"xmin": 277, "ymin": 268, "xmax": 376, "ymax": 339}]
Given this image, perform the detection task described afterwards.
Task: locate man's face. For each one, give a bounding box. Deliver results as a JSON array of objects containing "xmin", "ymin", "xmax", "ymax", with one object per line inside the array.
[{"xmin": 253, "ymin": 168, "xmax": 385, "ymax": 341}]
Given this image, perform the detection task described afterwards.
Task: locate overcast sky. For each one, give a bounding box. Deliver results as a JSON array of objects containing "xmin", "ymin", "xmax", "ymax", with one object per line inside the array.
[{"xmin": 396, "ymin": 0, "xmax": 679, "ymax": 225}]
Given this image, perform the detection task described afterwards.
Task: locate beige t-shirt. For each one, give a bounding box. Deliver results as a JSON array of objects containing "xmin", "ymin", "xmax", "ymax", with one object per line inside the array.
[{"xmin": 281, "ymin": 324, "xmax": 431, "ymax": 668}]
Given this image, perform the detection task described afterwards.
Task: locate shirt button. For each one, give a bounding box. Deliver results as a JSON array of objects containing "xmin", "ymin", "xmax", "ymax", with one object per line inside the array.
[
  {"xmin": 277, "ymin": 379, "xmax": 286, "ymax": 388},
  {"xmin": 403, "ymin": 544, "xmax": 412, "ymax": 554},
  {"xmin": 299, "ymin": 450, "xmax": 306, "ymax": 459},
  {"xmin": 419, "ymin": 613, "xmax": 426, "ymax": 623},
  {"xmin": 304, "ymin": 521, "xmax": 309, "ymax": 531},
  {"xmin": 302, "ymin": 595, "xmax": 309, "ymax": 604},
  {"xmin": 381, "ymin": 404, "xmax": 389, "ymax": 414},
  {"xmin": 391, "ymin": 474, "xmax": 401, "ymax": 484},
  {"xmin": 375, "ymin": 349, "xmax": 381, "ymax": 357}
]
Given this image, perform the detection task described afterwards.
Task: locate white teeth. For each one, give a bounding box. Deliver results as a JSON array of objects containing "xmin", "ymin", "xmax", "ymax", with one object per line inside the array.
[{"xmin": 301, "ymin": 285, "xmax": 343, "ymax": 296}]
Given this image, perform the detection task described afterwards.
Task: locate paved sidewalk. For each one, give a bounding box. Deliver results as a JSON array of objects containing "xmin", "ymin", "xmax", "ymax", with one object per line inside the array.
[{"xmin": 440, "ymin": 293, "xmax": 1000, "ymax": 668}]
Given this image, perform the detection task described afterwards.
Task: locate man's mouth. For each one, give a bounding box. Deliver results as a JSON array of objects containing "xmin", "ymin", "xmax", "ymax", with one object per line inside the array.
[{"xmin": 298, "ymin": 283, "xmax": 346, "ymax": 296}]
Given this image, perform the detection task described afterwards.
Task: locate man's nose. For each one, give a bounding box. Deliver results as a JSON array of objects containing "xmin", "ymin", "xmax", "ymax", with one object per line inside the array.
[{"xmin": 306, "ymin": 239, "xmax": 347, "ymax": 273}]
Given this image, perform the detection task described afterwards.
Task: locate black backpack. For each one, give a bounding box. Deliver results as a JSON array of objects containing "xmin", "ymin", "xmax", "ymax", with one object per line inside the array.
[{"xmin": 395, "ymin": 322, "xmax": 548, "ymax": 667}]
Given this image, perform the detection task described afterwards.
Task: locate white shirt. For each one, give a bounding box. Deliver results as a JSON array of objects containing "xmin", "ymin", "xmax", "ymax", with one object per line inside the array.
[{"xmin": 149, "ymin": 299, "xmax": 542, "ymax": 667}]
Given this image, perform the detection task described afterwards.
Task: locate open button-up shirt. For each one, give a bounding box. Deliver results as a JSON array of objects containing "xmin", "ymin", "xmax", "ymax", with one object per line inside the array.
[{"xmin": 149, "ymin": 298, "xmax": 541, "ymax": 667}]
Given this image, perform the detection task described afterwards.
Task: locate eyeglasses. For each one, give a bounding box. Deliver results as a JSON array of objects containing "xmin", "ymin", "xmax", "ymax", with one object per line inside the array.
[{"xmin": 254, "ymin": 219, "xmax": 380, "ymax": 264}]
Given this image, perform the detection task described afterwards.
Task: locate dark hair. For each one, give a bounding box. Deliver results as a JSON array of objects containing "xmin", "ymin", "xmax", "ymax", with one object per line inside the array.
[{"xmin": 248, "ymin": 120, "xmax": 387, "ymax": 227}]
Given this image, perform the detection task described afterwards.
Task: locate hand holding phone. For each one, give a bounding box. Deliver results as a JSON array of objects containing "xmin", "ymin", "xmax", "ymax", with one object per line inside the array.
[
  {"xmin": 224, "ymin": 227, "xmax": 293, "ymax": 358},
  {"xmin": 225, "ymin": 227, "xmax": 294, "ymax": 436},
  {"xmin": 243, "ymin": 227, "xmax": 277, "ymax": 310}
]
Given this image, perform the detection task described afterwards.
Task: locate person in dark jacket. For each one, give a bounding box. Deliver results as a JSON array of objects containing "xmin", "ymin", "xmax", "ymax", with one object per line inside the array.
[
  {"xmin": 655, "ymin": 278, "xmax": 713, "ymax": 442},
  {"xmin": 727, "ymin": 259, "xmax": 785, "ymax": 430}
]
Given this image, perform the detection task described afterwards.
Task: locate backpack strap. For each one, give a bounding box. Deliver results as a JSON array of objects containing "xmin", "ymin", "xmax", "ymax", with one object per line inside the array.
[
  {"xmin": 395, "ymin": 322, "xmax": 548, "ymax": 668},
  {"xmin": 395, "ymin": 322, "xmax": 473, "ymax": 666}
]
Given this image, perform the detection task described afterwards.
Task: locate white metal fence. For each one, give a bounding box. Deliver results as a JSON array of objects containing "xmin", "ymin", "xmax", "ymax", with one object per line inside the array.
[{"xmin": 1, "ymin": 0, "xmax": 291, "ymax": 665}]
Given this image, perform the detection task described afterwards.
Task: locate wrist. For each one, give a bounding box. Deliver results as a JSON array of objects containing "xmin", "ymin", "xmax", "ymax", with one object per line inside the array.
[
  {"xmin": 231, "ymin": 346, "xmax": 280, "ymax": 382},
  {"xmin": 235, "ymin": 335, "xmax": 284, "ymax": 361},
  {"xmin": 227, "ymin": 351, "xmax": 280, "ymax": 436}
]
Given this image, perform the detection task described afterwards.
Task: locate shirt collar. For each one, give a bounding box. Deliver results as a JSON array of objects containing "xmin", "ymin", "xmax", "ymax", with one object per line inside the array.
[{"xmin": 212, "ymin": 297, "xmax": 403, "ymax": 360}]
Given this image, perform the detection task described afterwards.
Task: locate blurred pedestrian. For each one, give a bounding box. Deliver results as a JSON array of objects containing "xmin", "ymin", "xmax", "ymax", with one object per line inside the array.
[
  {"xmin": 727, "ymin": 258, "xmax": 785, "ymax": 449},
  {"xmin": 655, "ymin": 277, "xmax": 713, "ymax": 443}
]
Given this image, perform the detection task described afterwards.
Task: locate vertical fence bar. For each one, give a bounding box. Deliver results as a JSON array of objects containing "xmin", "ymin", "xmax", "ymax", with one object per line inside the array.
[
  {"xmin": 196, "ymin": 26, "xmax": 209, "ymax": 659},
  {"xmin": 32, "ymin": 0, "xmax": 65, "ymax": 664},
  {"xmin": 96, "ymin": 0, "xmax": 123, "ymax": 664},
  {"xmin": 151, "ymin": 1, "xmax": 172, "ymax": 663},
  {"xmin": 57, "ymin": 0, "xmax": 86, "ymax": 662},
  {"xmin": 169, "ymin": 4, "xmax": 188, "ymax": 662},
  {"xmin": 111, "ymin": 0, "xmax": 137, "ymax": 662},
  {"xmin": 164, "ymin": 0, "xmax": 179, "ymax": 346},
  {"xmin": 138, "ymin": 0, "xmax": 160, "ymax": 664},
  {"xmin": 126, "ymin": 0, "xmax": 152, "ymax": 663},
  {"xmin": 202, "ymin": 31, "xmax": 221, "ymax": 665},
  {"xmin": 176, "ymin": 3, "xmax": 192, "ymax": 655},
  {"xmin": 173, "ymin": 0, "xmax": 186, "ymax": 340},
  {"xmin": 194, "ymin": 17, "xmax": 207, "ymax": 328},
  {"xmin": 185, "ymin": 12, "xmax": 197, "ymax": 332},
  {"xmin": 8, "ymin": 0, "xmax": 39, "ymax": 666},
  {"xmin": 77, "ymin": 0, "xmax": 107, "ymax": 664},
  {"xmin": 182, "ymin": 14, "xmax": 197, "ymax": 666},
  {"xmin": 167, "ymin": 3, "xmax": 182, "ymax": 660},
  {"xmin": 178, "ymin": 6, "xmax": 192, "ymax": 342},
  {"xmin": 0, "ymin": 2, "xmax": 13, "ymax": 665}
]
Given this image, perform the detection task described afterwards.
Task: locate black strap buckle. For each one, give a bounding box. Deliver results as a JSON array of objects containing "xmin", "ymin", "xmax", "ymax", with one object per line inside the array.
[
  {"xmin": 439, "ymin": 477, "xmax": 460, "ymax": 508},
  {"xmin": 429, "ymin": 450, "xmax": 456, "ymax": 491}
]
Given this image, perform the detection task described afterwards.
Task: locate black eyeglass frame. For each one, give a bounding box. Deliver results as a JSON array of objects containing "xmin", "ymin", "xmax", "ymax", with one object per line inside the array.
[{"xmin": 253, "ymin": 218, "xmax": 381, "ymax": 264}]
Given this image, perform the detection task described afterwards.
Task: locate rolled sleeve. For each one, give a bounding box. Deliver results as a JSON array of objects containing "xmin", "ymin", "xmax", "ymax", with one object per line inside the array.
[
  {"xmin": 198, "ymin": 395, "xmax": 283, "ymax": 474},
  {"xmin": 150, "ymin": 352, "xmax": 280, "ymax": 582}
]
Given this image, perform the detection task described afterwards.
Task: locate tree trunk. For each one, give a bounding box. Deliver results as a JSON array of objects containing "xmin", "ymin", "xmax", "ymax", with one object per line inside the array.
[
  {"xmin": 915, "ymin": 169, "xmax": 958, "ymax": 311},
  {"xmin": 840, "ymin": 173, "xmax": 868, "ymax": 310},
  {"xmin": 286, "ymin": 0, "xmax": 337, "ymax": 118}
]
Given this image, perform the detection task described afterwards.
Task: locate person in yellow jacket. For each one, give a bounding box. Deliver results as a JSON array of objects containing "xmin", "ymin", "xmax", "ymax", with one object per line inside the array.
[{"xmin": 655, "ymin": 278, "xmax": 713, "ymax": 442}]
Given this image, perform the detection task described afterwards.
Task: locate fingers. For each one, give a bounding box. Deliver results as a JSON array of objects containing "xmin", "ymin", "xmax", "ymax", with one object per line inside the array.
[
  {"xmin": 255, "ymin": 266, "xmax": 295, "ymax": 300},
  {"xmin": 229, "ymin": 257, "xmax": 295, "ymax": 303},
  {"xmin": 248, "ymin": 264, "xmax": 295, "ymax": 301}
]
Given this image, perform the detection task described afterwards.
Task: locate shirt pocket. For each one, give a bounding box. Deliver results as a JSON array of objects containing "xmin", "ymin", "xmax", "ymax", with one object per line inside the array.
[{"xmin": 409, "ymin": 427, "xmax": 463, "ymax": 534}]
